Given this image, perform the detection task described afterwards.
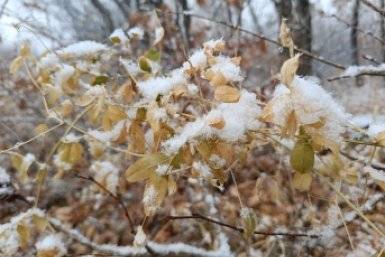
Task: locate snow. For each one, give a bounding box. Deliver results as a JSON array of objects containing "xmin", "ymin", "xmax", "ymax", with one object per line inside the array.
[
  {"xmin": 35, "ymin": 234, "xmax": 67, "ymax": 257},
  {"xmin": 110, "ymin": 28, "xmax": 129, "ymax": 44},
  {"xmin": 367, "ymin": 123, "xmax": 385, "ymax": 138},
  {"xmin": 0, "ymin": 167, "xmax": 11, "ymax": 184},
  {"xmin": 91, "ymin": 161, "xmax": 119, "ymax": 194},
  {"xmin": 53, "ymin": 154, "xmax": 72, "ymax": 171},
  {"xmin": 0, "ymin": 208, "xmax": 46, "ymax": 256},
  {"xmin": 367, "ymin": 167, "xmax": 385, "ymax": 182},
  {"xmin": 209, "ymin": 154, "xmax": 226, "ymax": 168},
  {"xmin": 163, "ymin": 90, "xmax": 261, "ymax": 154},
  {"xmin": 127, "ymin": 27, "xmax": 144, "ymax": 40},
  {"xmin": 120, "ymin": 58, "xmax": 140, "ymax": 76},
  {"xmin": 209, "ymin": 55, "xmax": 243, "ymax": 82},
  {"xmin": 342, "ymin": 64, "xmax": 385, "ymax": 77},
  {"xmin": 183, "ymin": 49, "xmax": 207, "ymax": 70},
  {"xmin": 137, "ymin": 68, "xmax": 187, "ymax": 100},
  {"xmin": 203, "ymin": 39, "xmax": 225, "ymax": 51},
  {"xmin": 62, "ymin": 133, "xmax": 81, "ymax": 143},
  {"xmin": 269, "ymin": 76, "xmax": 349, "ymax": 144},
  {"xmin": 0, "ymin": 167, "xmax": 12, "ymax": 196},
  {"xmin": 55, "ymin": 64, "xmax": 75, "ymax": 88},
  {"xmin": 88, "ymin": 120, "xmax": 127, "ymax": 143},
  {"xmin": 39, "ymin": 41, "xmax": 109, "ymax": 69},
  {"xmin": 193, "ymin": 161, "xmax": 212, "ymax": 178},
  {"xmin": 155, "ymin": 164, "xmax": 170, "ymax": 176}
]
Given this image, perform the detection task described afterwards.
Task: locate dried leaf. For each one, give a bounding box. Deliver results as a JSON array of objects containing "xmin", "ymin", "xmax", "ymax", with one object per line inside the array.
[
  {"xmin": 32, "ymin": 215, "xmax": 48, "ymax": 233},
  {"xmin": 153, "ymin": 27, "xmax": 164, "ymax": 46},
  {"xmin": 17, "ymin": 222, "xmax": 30, "ymax": 249},
  {"xmin": 209, "ymin": 117, "xmax": 226, "ymax": 129},
  {"xmin": 128, "ymin": 120, "xmax": 145, "ymax": 154},
  {"xmin": 280, "ymin": 54, "xmax": 301, "ymax": 86},
  {"xmin": 125, "ymin": 153, "xmax": 170, "ymax": 182},
  {"xmin": 214, "ymin": 85, "xmax": 240, "ymax": 103},
  {"xmin": 282, "ymin": 110, "xmax": 297, "ymax": 137},
  {"xmin": 292, "ymin": 172, "xmax": 312, "ymax": 191},
  {"xmin": 280, "ymin": 19, "xmax": 295, "ymax": 57}
]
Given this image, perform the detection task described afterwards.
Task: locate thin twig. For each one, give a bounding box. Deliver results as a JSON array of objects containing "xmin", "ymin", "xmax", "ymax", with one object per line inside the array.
[
  {"xmin": 166, "ymin": 213, "xmax": 318, "ymax": 238},
  {"xmin": 159, "ymin": 10, "xmax": 346, "ymax": 70},
  {"xmin": 75, "ymin": 175, "xmax": 134, "ymax": 234},
  {"xmin": 361, "ymin": 0, "xmax": 385, "ymax": 17}
]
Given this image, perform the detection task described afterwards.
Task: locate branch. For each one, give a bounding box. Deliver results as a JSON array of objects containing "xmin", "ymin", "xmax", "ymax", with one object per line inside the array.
[
  {"xmin": 335, "ymin": 193, "xmax": 384, "ymax": 229},
  {"xmin": 340, "ymin": 150, "xmax": 385, "ymax": 171},
  {"xmin": 158, "ymin": 10, "xmax": 346, "ymax": 70},
  {"xmin": 361, "ymin": 0, "xmax": 385, "ymax": 17},
  {"xmin": 167, "ymin": 212, "xmax": 318, "ymax": 238},
  {"xmin": 75, "ymin": 175, "xmax": 134, "ymax": 234},
  {"xmin": 328, "ymin": 64, "xmax": 385, "ymax": 81},
  {"xmin": 49, "ymin": 217, "xmax": 233, "ymax": 257}
]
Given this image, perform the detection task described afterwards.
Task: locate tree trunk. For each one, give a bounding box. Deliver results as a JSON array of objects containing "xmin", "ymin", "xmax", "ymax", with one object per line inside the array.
[
  {"xmin": 292, "ymin": 0, "xmax": 312, "ymax": 75},
  {"xmin": 351, "ymin": 0, "xmax": 361, "ymax": 86}
]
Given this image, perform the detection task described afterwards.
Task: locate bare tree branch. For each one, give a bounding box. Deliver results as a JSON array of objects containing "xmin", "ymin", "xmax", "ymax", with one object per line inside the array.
[{"xmin": 361, "ymin": 0, "xmax": 385, "ymax": 17}]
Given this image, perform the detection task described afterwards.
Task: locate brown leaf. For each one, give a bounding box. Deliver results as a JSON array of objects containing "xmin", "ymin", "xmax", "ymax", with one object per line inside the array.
[
  {"xmin": 280, "ymin": 54, "xmax": 301, "ymax": 86},
  {"xmin": 125, "ymin": 153, "xmax": 170, "ymax": 183},
  {"xmin": 214, "ymin": 85, "xmax": 240, "ymax": 103}
]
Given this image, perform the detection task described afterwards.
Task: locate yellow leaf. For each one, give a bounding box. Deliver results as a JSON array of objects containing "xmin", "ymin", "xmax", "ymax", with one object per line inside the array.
[
  {"xmin": 17, "ymin": 222, "xmax": 30, "ymax": 249},
  {"xmin": 32, "ymin": 215, "xmax": 48, "ymax": 233},
  {"xmin": 128, "ymin": 120, "xmax": 145, "ymax": 154},
  {"xmin": 214, "ymin": 85, "xmax": 240, "ymax": 103},
  {"xmin": 280, "ymin": 54, "xmax": 301, "ymax": 86},
  {"xmin": 69, "ymin": 143, "xmax": 83, "ymax": 164},
  {"xmin": 375, "ymin": 131, "xmax": 385, "ymax": 147},
  {"xmin": 292, "ymin": 172, "xmax": 312, "ymax": 191},
  {"xmin": 125, "ymin": 153, "xmax": 170, "ymax": 183}
]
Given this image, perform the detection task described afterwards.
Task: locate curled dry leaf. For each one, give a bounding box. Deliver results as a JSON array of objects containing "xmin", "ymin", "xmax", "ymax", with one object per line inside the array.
[
  {"xmin": 209, "ymin": 117, "xmax": 225, "ymax": 129},
  {"xmin": 280, "ymin": 54, "xmax": 301, "ymax": 86},
  {"xmin": 279, "ymin": 19, "xmax": 295, "ymax": 57},
  {"xmin": 214, "ymin": 85, "xmax": 240, "ymax": 103},
  {"xmin": 292, "ymin": 172, "xmax": 312, "ymax": 191}
]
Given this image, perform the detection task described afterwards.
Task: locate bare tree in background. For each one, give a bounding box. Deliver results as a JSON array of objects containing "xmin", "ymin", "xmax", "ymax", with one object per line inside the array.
[
  {"xmin": 351, "ymin": 0, "xmax": 361, "ymax": 86},
  {"xmin": 274, "ymin": 0, "xmax": 312, "ymax": 75}
]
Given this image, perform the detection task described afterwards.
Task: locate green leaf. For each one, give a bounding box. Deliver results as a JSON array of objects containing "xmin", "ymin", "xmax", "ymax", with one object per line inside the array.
[
  {"xmin": 110, "ymin": 36, "xmax": 121, "ymax": 44},
  {"xmin": 290, "ymin": 130, "xmax": 314, "ymax": 173},
  {"xmin": 92, "ymin": 75, "xmax": 109, "ymax": 85},
  {"xmin": 138, "ymin": 56, "xmax": 152, "ymax": 73},
  {"xmin": 145, "ymin": 48, "xmax": 161, "ymax": 62}
]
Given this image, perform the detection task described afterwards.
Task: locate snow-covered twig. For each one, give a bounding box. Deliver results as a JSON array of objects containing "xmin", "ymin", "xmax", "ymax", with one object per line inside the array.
[
  {"xmin": 48, "ymin": 217, "xmax": 233, "ymax": 257},
  {"xmin": 328, "ymin": 64, "xmax": 385, "ymax": 81}
]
